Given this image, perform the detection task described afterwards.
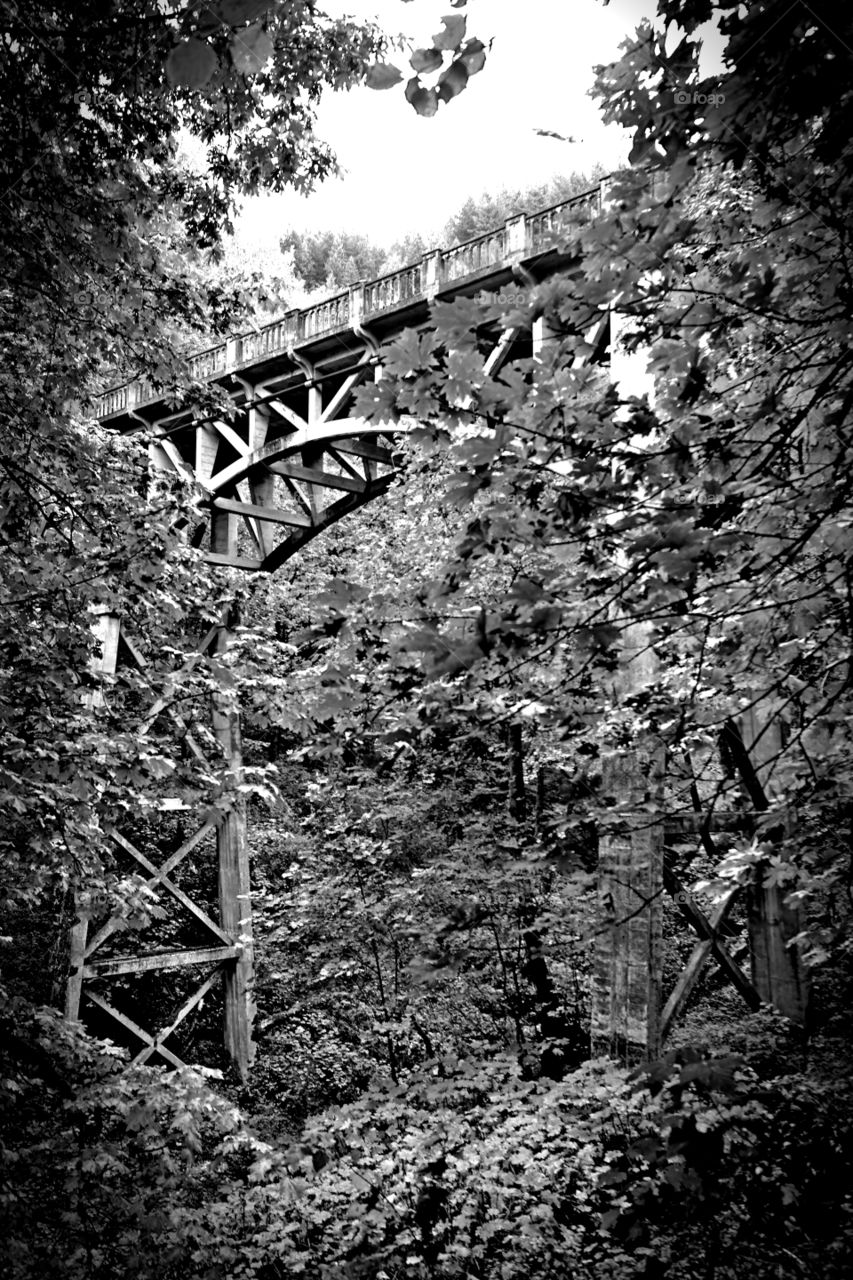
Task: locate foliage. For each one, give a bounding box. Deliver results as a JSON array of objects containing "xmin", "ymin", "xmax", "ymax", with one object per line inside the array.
[
  {"xmin": 5, "ymin": 2, "xmax": 853, "ymax": 1278},
  {"xmin": 344, "ymin": 0, "xmax": 853, "ymax": 978},
  {"xmin": 7, "ymin": 990, "xmax": 851, "ymax": 1280},
  {"xmin": 600, "ymin": 1046, "xmax": 853, "ymax": 1278},
  {"xmin": 137, "ymin": 1054, "xmax": 635, "ymax": 1280},
  {"xmin": 443, "ymin": 167, "xmax": 608, "ymax": 244},
  {"xmin": 0, "ymin": 0, "xmax": 386, "ymax": 916},
  {"xmin": 0, "ymin": 992, "xmax": 277, "ymax": 1280},
  {"xmin": 240, "ymin": 747, "xmax": 594, "ymax": 1136},
  {"xmin": 278, "ymin": 228, "xmax": 438, "ymax": 294},
  {"xmin": 279, "ymin": 228, "xmax": 389, "ymax": 292},
  {"xmin": 365, "ymin": 5, "xmax": 489, "ymax": 118}
]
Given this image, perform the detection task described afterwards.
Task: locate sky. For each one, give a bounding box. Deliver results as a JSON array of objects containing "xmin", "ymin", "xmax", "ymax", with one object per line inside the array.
[
  {"xmin": 234, "ymin": 0, "xmax": 726, "ymax": 252},
  {"xmin": 235, "ymin": 0, "xmax": 659, "ymax": 249}
]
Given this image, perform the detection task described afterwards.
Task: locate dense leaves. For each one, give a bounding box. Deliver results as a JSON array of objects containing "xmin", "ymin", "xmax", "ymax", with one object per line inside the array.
[
  {"xmin": 0, "ymin": 0, "xmax": 386, "ymax": 911},
  {"xmin": 0, "ymin": 992, "xmax": 274, "ymax": 1280},
  {"xmin": 5, "ymin": 2, "xmax": 853, "ymax": 1278},
  {"xmin": 366, "ymin": 2, "xmax": 488, "ymax": 116},
  {"xmin": 344, "ymin": 2, "xmax": 853, "ymax": 974}
]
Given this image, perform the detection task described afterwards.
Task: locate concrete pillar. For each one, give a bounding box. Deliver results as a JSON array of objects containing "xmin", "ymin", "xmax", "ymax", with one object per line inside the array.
[
  {"xmin": 591, "ymin": 623, "xmax": 665, "ymax": 1062},
  {"xmin": 67, "ymin": 609, "xmax": 121, "ymax": 1019},
  {"xmin": 211, "ymin": 615, "xmax": 255, "ymax": 1079},
  {"xmin": 736, "ymin": 711, "xmax": 810, "ymax": 1024}
]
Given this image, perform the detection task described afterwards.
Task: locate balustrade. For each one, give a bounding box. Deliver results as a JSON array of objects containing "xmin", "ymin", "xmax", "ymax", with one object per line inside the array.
[
  {"xmin": 187, "ymin": 342, "xmax": 228, "ymax": 382},
  {"xmin": 527, "ymin": 186, "xmax": 602, "ymax": 254},
  {"xmin": 301, "ymin": 290, "xmax": 350, "ymax": 338},
  {"xmin": 364, "ymin": 263, "xmax": 423, "ymax": 316},
  {"xmin": 98, "ymin": 385, "xmax": 128, "ymax": 417},
  {"xmin": 441, "ymin": 227, "xmax": 507, "ymax": 283},
  {"xmin": 96, "ymin": 182, "xmax": 611, "ymax": 420},
  {"xmin": 241, "ymin": 312, "xmax": 299, "ymax": 364}
]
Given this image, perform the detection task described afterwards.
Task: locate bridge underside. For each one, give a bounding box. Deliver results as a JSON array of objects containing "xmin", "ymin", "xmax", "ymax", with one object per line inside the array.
[
  {"xmin": 99, "ymin": 199, "xmax": 606, "ymax": 571},
  {"xmin": 108, "ymin": 304, "xmax": 577, "ymax": 573}
]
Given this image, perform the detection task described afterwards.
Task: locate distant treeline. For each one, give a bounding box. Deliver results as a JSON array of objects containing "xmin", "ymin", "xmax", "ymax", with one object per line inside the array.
[{"xmin": 280, "ymin": 166, "xmax": 607, "ymax": 292}]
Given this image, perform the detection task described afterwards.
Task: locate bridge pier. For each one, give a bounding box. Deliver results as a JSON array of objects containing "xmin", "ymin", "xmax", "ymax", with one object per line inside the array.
[
  {"xmin": 65, "ymin": 451, "xmax": 257, "ymax": 1076},
  {"xmin": 65, "ymin": 608, "xmax": 122, "ymax": 1022},
  {"xmin": 65, "ymin": 604, "xmax": 256, "ymax": 1079},
  {"xmin": 590, "ymin": 624, "xmax": 665, "ymax": 1063},
  {"xmin": 589, "ymin": 629, "xmax": 810, "ymax": 1061},
  {"xmin": 732, "ymin": 711, "xmax": 810, "ymax": 1025},
  {"xmin": 591, "ymin": 743, "xmax": 665, "ymax": 1063},
  {"xmin": 211, "ymin": 617, "xmax": 255, "ymax": 1078}
]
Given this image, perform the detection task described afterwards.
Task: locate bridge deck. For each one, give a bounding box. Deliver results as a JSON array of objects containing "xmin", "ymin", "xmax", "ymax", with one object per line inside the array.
[
  {"xmin": 97, "ymin": 184, "xmax": 605, "ymax": 424},
  {"xmin": 96, "ymin": 183, "xmax": 608, "ymax": 573}
]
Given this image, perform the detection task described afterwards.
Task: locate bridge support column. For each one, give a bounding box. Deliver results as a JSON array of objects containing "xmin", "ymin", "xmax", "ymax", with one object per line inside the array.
[
  {"xmin": 64, "ymin": 911, "xmax": 89, "ymax": 1021},
  {"xmin": 733, "ymin": 711, "xmax": 810, "ymax": 1024},
  {"xmin": 66, "ymin": 451, "xmax": 256, "ymax": 1077},
  {"xmin": 209, "ymin": 476, "xmax": 255, "ymax": 1077},
  {"xmin": 66, "ymin": 608, "xmax": 121, "ymax": 1020},
  {"xmin": 211, "ymin": 615, "xmax": 255, "ymax": 1079},
  {"xmin": 195, "ymin": 424, "xmax": 219, "ymax": 484},
  {"xmin": 532, "ymin": 313, "xmax": 559, "ymax": 360},
  {"xmin": 591, "ymin": 624, "xmax": 664, "ymax": 1063}
]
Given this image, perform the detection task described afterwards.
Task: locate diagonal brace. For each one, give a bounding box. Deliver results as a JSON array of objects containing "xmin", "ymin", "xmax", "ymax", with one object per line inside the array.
[
  {"xmin": 84, "ymin": 989, "xmax": 186, "ymax": 1070},
  {"xmin": 661, "ymin": 885, "xmax": 741, "ymax": 1041},
  {"xmin": 131, "ymin": 964, "xmax": 225, "ymax": 1068},
  {"xmin": 664, "ymin": 865, "xmax": 761, "ymax": 1013}
]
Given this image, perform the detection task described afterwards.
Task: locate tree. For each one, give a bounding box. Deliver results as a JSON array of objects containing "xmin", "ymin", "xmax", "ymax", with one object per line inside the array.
[
  {"xmin": 0, "ymin": 0, "xmax": 392, "ymax": 902},
  {"xmin": 382, "ymin": 230, "xmax": 429, "ymax": 272},
  {"xmin": 0, "ymin": 0, "xmax": 494, "ymax": 1265},
  {"xmin": 255, "ymin": 5, "xmax": 853, "ymax": 1266},
  {"xmin": 280, "ymin": 228, "xmax": 388, "ymax": 292},
  {"xmin": 346, "ymin": 0, "xmax": 853, "ymax": 983},
  {"xmin": 441, "ymin": 168, "xmax": 606, "ymax": 244}
]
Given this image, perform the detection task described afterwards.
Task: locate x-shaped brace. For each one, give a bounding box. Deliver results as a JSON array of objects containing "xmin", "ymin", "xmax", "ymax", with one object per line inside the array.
[{"xmin": 661, "ymin": 864, "xmax": 761, "ymax": 1042}]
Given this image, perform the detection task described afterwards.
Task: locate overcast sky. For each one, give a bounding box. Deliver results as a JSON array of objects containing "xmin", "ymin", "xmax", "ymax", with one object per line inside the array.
[{"xmin": 235, "ymin": 0, "xmax": 720, "ymax": 250}]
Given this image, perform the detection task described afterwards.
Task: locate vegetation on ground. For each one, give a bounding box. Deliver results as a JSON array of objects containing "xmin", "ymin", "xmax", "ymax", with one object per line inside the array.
[{"xmin": 2, "ymin": 2, "xmax": 853, "ymax": 1278}]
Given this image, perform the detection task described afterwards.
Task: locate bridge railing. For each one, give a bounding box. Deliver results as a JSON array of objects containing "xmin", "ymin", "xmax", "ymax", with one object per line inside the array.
[
  {"xmin": 187, "ymin": 342, "xmax": 230, "ymax": 382},
  {"xmin": 527, "ymin": 185, "xmax": 603, "ymax": 254},
  {"xmin": 241, "ymin": 313, "xmax": 299, "ymax": 363},
  {"xmin": 364, "ymin": 262, "xmax": 423, "ymax": 316},
  {"xmin": 95, "ymin": 182, "xmax": 608, "ymax": 419},
  {"xmin": 301, "ymin": 290, "xmax": 350, "ymax": 338},
  {"xmin": 97, "ymin": 379, "xmax": 158, "ymax": 416},
  {"xmin": 99, "ymin": 385, "xmax": 129, "ymax": 417},
  {"xmin": 441, "ymin": 225, "xmax": 507, "ymax": 283}
]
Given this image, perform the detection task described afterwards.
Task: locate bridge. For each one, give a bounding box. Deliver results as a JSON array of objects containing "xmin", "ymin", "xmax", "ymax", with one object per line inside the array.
[
  {"xmin": 96, "ymin": 183, "xmax": 609, "ymax": 573},
  {"xmin": 68, "ymin": 180, "xmax": 808, "ymax": 1080}
]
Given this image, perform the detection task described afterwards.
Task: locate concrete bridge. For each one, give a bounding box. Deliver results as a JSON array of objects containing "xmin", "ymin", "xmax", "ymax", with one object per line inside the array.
[{"xmin": 97, "ymin": 183, "xmax": 608, "ymax": 572}]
